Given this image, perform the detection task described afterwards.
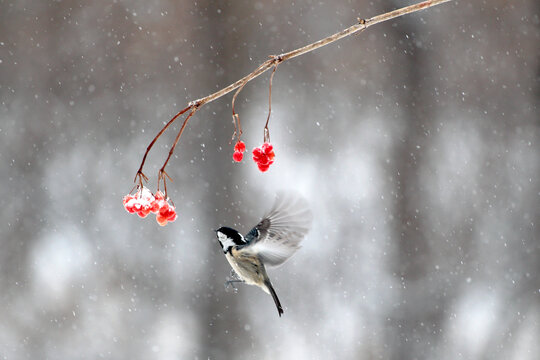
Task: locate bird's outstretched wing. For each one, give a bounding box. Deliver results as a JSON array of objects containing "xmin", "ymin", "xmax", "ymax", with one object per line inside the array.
[{"xmin": 242, "ymin": 193, "xmax": 312, "ymax": 267}]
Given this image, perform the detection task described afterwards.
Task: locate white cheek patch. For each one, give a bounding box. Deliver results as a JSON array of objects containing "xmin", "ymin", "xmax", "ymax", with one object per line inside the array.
[
  {"xmin": 217, "ymin": 232, "xmax": 228, "ymax": 243},
  {"xmin": 222, "ymin": 238, "xmax": 235, "ymax": 250},
  {"xmin": 217, "ymin": 232, "xmax": 235, "ymax": 251}
]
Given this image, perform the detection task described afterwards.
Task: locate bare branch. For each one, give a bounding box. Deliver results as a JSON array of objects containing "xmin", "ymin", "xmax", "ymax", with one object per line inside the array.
[
  {"xmin": 134, "ymin": 0, "xmax": 451, "ymax": 182},
  {"xmin": 190, "ymin": 0, "xmax": 451, "ymax": 106}
]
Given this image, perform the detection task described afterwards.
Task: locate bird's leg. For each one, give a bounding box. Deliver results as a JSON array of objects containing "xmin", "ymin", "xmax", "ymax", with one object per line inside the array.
[
  {"xmin": 224, "ymin": 279, "xmax": 245, "ymax": 293},
  {"xmin": 225, "ymin": 279, "xmax": 245, "ymax": 288},
  {"xmin": 228, "ymin": 269, "xmax": 241, "ymax": 280},
  {"xmin": 225, "ymin": 269, "xmax": 244, "ymax": 291}
]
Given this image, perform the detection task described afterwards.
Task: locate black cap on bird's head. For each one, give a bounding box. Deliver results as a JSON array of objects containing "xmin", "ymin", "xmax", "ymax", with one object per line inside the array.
[{"xmin": 215, "ymin": 226, "xmax": 246, "ymax": 253}]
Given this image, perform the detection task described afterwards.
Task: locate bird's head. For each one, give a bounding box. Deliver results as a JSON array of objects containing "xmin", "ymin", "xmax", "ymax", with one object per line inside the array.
[{"xmin": 215, "ymin": 226, "xmax": 245, "ymax": 253}]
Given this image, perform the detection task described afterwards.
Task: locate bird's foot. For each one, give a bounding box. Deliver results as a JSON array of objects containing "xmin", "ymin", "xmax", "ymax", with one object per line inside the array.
[{"xmin": 224, "ymin": 279, "xmax": 244, "ymax": 293}]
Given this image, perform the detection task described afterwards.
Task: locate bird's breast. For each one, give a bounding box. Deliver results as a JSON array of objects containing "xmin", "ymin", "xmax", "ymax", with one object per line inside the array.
[{"xmin": 226, "ymin": 250, "xmax": 265, "ymax": 287}]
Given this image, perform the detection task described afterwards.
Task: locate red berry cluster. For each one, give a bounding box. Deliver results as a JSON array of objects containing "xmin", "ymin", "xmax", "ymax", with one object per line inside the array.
[
  {"xmin": 232, "ymin": 140, "xmax": 246, "ymax": 162},
  {"xmin": 252, "ymin": 142, "xmax": 275, "ymax": 172},
  {"xmin": 123, "ymin": 186, "xmax": 178, "ymax": 226}
]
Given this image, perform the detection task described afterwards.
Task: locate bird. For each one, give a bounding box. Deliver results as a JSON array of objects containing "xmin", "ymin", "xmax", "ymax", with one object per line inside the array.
[{"xmin": 215, "ymin": 193, "xmax": 312, "ymax": 317}]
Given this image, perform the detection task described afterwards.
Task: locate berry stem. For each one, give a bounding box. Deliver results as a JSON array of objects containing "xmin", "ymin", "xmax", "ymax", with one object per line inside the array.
[
  {"xmin": 231, "ymin": 82, "xmax": 247, "ymax": 143},
  {"xmin": 157, "ymin": 107, "xmax": 198, "ymax": 197},
  {"xmin": 158, "ymin": 169, "xmax": 174, "ymax": 198},
  {"xmin": 264, "ymin": 61, "xmax": 279, "ymax": 143},
  {"xmin": 134, "ymin": 104, "xmax": 192, "ymax": 184},
  {"xmin": 230, "ymin": 61, "xmax": 271, "ymax": 143}
]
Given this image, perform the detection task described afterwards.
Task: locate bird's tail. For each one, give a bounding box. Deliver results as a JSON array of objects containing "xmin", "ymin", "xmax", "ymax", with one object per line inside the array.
[{"xmin": 265, "ymin": 280, "xmax": 283, "ymax": 317}]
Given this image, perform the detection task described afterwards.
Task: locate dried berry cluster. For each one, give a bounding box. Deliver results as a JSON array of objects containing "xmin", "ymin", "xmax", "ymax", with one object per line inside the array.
[{"xmin": 123, "ymin": 186, "xmax": 178, "ymax": 226}]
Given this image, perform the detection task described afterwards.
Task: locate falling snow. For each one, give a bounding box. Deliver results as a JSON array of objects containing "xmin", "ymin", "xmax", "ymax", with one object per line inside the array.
[{"xmin": 0, "ymin": 1, "xmax": 539, "ymax": 360}]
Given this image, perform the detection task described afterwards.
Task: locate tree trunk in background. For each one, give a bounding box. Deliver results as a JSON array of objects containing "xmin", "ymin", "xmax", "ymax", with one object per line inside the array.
[
  {"xmin": 195, "ymin": 2, "xmax": 247, "ymax": 358},
  {"xmin": 384, "ymin": 12, "xmax": 446, "ymax": 359}
]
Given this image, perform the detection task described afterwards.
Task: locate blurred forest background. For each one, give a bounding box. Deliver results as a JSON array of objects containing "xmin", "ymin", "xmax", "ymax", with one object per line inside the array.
[{"xmin": 1, "ymin": 0, "xmax": 539, "ymax": 359}]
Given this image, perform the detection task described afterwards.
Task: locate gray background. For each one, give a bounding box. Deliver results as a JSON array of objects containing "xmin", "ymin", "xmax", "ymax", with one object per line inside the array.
[{"xmin": 1, "ymin": 0, "xmax": 539, "ymax": 359}]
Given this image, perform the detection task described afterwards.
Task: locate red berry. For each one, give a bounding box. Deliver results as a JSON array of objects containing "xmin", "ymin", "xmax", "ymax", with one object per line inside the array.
[
  {"xmin": 125, "ymin": 204, "xmax": 137, "ymax": 213},
  {"xmin": 159, "ymin": 203, "xmax": 173, "ymax": 217},
  {"xmin": 167, "ymin": 210, "xmax": 178, "ymax": 221},
  {"xmin": 252, "ymin": 147, "xmax": 263, "ymax": 159},
  {"xmin": 150, "ymin": 200, "xmax": 160, "ymax": 213},
  {"xmin": 132, "ymin": 202, "xmax": 142, "ymax": 211},
  {"xmin": 123, "ymin": 196, "xmax": 137, "ymax": 213},
  {"xmin": 154, "ymin": 191, "xmax": 165, "ymax": 201},
  {"xmin": 137, "ymin": 208, "xmax": 151, "ymax": 218},
  {"xmin": 123, "ymin": 194, "xmax": 134, "ymax": 205},
  {"xmin": 156, "ymin": 213, "xmax": 168, "ymax": 226},
  {"xmin": 258, "ymin": 163, "xmax": 270, "ymax": 172},
  {"xmin": 158, "ymin": 202, "xmax": 169, "ymax": 213},
  {"xmin": 233, "ymin": 151, "xmax": 244, "ymax": 162},
  {"xmin": 150, "ymin": 191, "xmax": 165, "ymax": 213},
  {"xmin": 234, "ymin": 141, "xmax": 246, "ymax": 153},
  {"xmin": 261, "ymin": 142, "xmax": 273, "ymax": 153},
  {"xmin": 156, "ymin": 203, "xmax": 177, "ymax": 226},
  {"xmin": 258, "ymin": 154, "xmax": 271, "ymax": 166}
]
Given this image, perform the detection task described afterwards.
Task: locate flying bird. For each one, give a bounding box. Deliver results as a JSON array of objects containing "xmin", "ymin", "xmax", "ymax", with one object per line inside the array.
[{"xmin": 215, "ymin": 193, "xmax": 312, "ymax": 317}]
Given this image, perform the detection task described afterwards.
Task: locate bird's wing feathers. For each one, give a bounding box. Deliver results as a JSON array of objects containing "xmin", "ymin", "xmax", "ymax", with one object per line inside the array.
[{"xmin": 243, "ymin": 193, "xmax": 312, "ymax": 267}]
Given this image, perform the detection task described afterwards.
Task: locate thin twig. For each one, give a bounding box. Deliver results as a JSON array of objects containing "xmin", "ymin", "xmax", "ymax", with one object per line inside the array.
[
  {"xmin": 134, "ymin": 0, "xmax": 451, "ymax": 182},
  {"xmin": 230, "ymin": 62, "xmax": 271, "ymax": 143},
  {"xmin": 134, "ymin": 105, "xmax": 192, "ymax": 185},
  {"xmin": 231, "ymin": 82, "xmax": 248, "ymax": 142},
  {"xmin": 157, "ymin": 107, "xmax": 198, "ymax": 197},
  {"xmin": 264, "ymin": 62, "xmax": 279, "ymax": 143}
]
